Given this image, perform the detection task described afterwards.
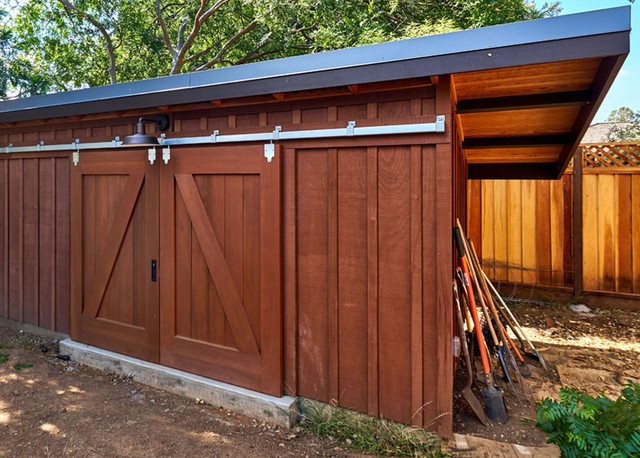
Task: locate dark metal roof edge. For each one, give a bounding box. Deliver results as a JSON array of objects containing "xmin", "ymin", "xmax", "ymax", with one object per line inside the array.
[{"xmin": 0, "ymin": 5, "xmax": 630, "ymax": 123}]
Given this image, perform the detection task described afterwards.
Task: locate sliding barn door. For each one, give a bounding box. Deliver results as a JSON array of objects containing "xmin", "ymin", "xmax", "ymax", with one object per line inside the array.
[
  {"xmin": 71, "ymin": 150, "xmax": 159, "ymax": 362},
  {"xmin": 159, "ymin": 146, "xmax": 282, "ymax": 395}
]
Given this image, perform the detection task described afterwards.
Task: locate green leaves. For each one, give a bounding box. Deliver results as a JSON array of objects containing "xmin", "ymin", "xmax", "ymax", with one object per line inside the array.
[
  {"xmin": 536, "ymin": 381, "xmax": 640, "ymax": 458},
  {"xmin": 3, "ymin": 0, "xmax": 558, "ymax": 99}
]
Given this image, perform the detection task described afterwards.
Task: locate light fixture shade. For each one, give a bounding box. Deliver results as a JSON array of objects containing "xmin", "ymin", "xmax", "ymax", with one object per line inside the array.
[
  {"xmin": 122, "ymin": 132, "xmax": 159, "ymax": 145},
  {"xmin": 122, "ymin": 114, "xmax": 169, "ymax": 146}
]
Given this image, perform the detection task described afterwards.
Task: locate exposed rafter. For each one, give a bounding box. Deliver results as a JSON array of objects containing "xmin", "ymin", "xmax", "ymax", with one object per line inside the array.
[
  {"xmin": 455, "ymin": 90, "xmax": 591, "ymax": 114},
  {"xmin": 462, "ymin": 135, "xmax": 571, "ymax": 149}
]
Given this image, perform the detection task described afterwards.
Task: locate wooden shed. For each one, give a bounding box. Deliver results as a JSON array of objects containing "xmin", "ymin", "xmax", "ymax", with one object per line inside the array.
[{"xmin": 0, "ymin": 7, "xmax": 629, "ymax": 437}]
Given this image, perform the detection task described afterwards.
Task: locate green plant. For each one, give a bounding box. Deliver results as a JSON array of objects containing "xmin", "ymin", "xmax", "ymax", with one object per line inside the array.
[
  {"xmin": 12, "ymin": 362, "xmax": 33, "ymax": 371},
  {"xmin": 298, "ymin": 401, "xmax": 445, "ymax": 456},
  {"xmin": 0, "ymin": 352, "xmax": 8, "ymax": 364},
  {"xmin": 536, "ymin": 381, "xmax": 640, "ymax": 457}
]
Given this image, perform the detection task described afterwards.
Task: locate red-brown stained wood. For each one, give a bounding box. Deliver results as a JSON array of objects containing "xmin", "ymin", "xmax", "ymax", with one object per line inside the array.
[
  {"xmin": 283, "ymin": 148, "xmax": 297, "ymax": 396},
  {"xmin": 377, "ymin": 145, "xmax": 412, "ymax": 424},
  {"xmin": 410, "ymin": 145, "xmax": 423, "ymax": 427},
  {"xmin": 327, "ymin": 148, "xmax": 339, "ymax": 405},
  {"xmin": 0, "ymin": 160, "xmax": 6, "ymax": 318},
  {"xmin": 296, "ymin": 149, "xmax": 330, "ymax": 401},
  {"xmin": 23, "ymin": 159, "xmax": 39, "ymax": 325},
  {"xmin": 38, "ymin": 159, "xmax": 55, "ymax": 329},
  {"xmin": 337, "ymin": 147, "xmax": 368, "ymax": 412},
  {"xmin": 563, "ymin": 174, "xmax": 573, "ymax": 287},
  {"xmin": 366, "ymin": 146, "xmax": 379, "ymax": 417},
  {"xmin": 8, "ymin": 159, "xmax": 23, "ymax": 322}
]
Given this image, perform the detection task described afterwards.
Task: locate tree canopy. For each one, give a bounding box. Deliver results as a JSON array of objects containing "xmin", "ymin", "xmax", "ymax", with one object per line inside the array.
[
  {"xmin": 606, "ymin": 107, "xmax": 640, "ymax": 142},
  {"xmin": 2, "ymin": 0, "xmax": 560, "ymax": 99}
]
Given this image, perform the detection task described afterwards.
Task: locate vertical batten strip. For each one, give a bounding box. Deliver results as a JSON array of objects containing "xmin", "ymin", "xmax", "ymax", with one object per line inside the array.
[
  {"xmin": 51, "ymin": 158, "xmax": 57, "ymax": 330},
  {"xmin": 2, "ymin": 160, "xmax": 8, "ymax": 318},
  {"xmin": 328, "ymin": 148, "xmax": 339, "ymax": 404},
  {"xmin": 366, "ymin": 146, "xmax": 379, "ymax": 417},
  {"xmin": 283, "ymin": 148, "xmax": 298, "ymax": 395},
  {"xmin": 410, "ymin": 145, "xmax": 423, "ymax": 427}
]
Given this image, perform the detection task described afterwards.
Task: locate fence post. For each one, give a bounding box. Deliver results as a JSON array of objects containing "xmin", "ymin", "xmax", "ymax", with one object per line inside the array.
[{"xmin": 572, "ymin": 147, "xmax": 584, "ymax": 297}]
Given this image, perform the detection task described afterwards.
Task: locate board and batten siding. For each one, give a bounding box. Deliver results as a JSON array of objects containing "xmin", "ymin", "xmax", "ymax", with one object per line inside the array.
[
  {"xmin": 0, "ymin": 80, "xmax": 455, "ymax": 436},
  {"xmin": 0, "ymin": 155, "xmax": 71, "ymax": 333}
]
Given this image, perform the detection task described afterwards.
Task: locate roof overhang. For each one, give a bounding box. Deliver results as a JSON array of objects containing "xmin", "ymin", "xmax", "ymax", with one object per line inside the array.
[{"xmin": 0, "ymin": 6, "xmax": 631, "ymax": 179}]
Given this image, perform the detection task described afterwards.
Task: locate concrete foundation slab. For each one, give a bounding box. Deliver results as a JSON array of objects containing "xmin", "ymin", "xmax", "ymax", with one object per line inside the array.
[{"xmin": 60, "ymin": 338, "xmax": 297, "ymax": 429}]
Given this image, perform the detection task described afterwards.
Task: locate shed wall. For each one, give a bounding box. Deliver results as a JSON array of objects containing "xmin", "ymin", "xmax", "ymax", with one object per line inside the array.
[{"xmin": 0, "ymin": 82, "xmax": 455, "ymax": 436}]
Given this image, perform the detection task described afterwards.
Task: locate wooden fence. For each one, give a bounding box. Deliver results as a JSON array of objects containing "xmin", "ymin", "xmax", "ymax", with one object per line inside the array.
[{"xmin": 468, "ymin": 143, "xmax": 640, "ymax": 307}]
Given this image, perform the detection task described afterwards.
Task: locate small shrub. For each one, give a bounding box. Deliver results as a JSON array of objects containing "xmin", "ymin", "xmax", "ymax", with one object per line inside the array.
[
  {"xmin": 536, "ymin": 381, "xmax": 640, "ymax": 457},
  {"xmin": 13, "ymin": 362, "xmax": 33, "ymax": 371},
  {"xmin": 0, "ymin": 352, "xmax": 8, "ymax": 364}
]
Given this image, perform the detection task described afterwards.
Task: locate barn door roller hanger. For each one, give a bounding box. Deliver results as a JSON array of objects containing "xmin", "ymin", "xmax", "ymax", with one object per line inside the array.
[{"xmin": 0, "ymin": 116, "xmax": 445, "ymax": 164}]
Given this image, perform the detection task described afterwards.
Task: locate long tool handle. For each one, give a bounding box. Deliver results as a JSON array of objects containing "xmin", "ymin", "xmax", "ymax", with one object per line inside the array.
[
  {"xmin": 453, "ymin": 282, "xmax": 473, "ymax": 391},
  {"xmin": 453, "ymin": 227, "xmax": 491, "ymax": 376}
]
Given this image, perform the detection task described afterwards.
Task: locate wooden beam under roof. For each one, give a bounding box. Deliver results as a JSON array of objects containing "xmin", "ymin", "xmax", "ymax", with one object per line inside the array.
[
  {"xmin": 468, "ymin": 163, "xmax": 558, "ymax": 180},
  {"xmin": 463, "ymin": 135, "xmax": 571, "ymax": 149},
  {"xmin": 455, "ymin": 90, "xmax": 591, "ymax": 114},
  {"xmin": 555, "ymin": 54, "xmax": 627, "ymax": 178}
]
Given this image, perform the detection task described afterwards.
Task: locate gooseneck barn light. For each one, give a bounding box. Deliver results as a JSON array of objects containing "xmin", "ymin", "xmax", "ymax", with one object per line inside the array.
[{"xmin": 122, "ymin": 114, "xmax": 170, "ymax": 146}]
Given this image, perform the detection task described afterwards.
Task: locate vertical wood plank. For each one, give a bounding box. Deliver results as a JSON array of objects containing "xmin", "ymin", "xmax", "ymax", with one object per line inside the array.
[
  {"xmin": 598, "ymin": 174, "xmax": 616, "ymax": 291},
  {"xmin": 481, "ymin": 181, "xmax": 494, "ymax": 278},
  {"xmin": 582, "ymin": 174, "xmax": 599, "ymax": 290},
  {"xmin": 39, "ymin": 159, "xmax": 55, "ymax": 328},
  {"xmin": 493, "ymin": 180, "xmax": 508, "ymax": 281},
  {"xmin": 506, "ymin": 181, "xmax": 522, "ymax": 284},
  {"xmin": 283, "ymin": 148, "xmax": 297, "ymax": 395},
  {"xmin": 632, "ymin": 175, "xmax": 640, "ymax": 293},
  {"xmin": 337, "ymin": 147, "xmax": 368, "ymax": 411},
  {"xmin": 55, "ymin": 158, "xmax": 70, "ymax": 333},
  {"xmin": 191, "ymin": 176, "xmax": 210, "ymax": 342},
  {"xmin": 367, "ymin": 146, "xmax": 379, "ymax": 417},
  {"xmin": 297, "ymin": 149, "xmax": 329, "ymax": 401},
  {"xmin": 243, "ymin": 175, "xmax": 261, "ymax": 345},
  {"xmin": 377, "ymin": 145, "xmax": 411, "ymax": 424},
  {"xmin": 536, "ymin": 181, "xmax": 551, "ymax": 285},
  {"xmin": 1, "ymin": 160, "xmax": 7, "ymax": 318},
  {"xmin": 563, "ymin": 174, "xmax": 573, "ymax": 288},
  {"xmin": 410, "ymin": 145, "xmax": 423, "ymax": 427},
  {"xmin": 521, "ymin": 180, "xmax": 537, "ymax": 285},
  {"xmin": 550, "ymin": 180, "xmax": 564, "ymax": 286},
  {"xmin": 8, "ymin": 159, "xmax": 23, "ymax": 322},
  {"xmin": 24, "ymin": 159, "xmax": 39, "ymax": 324},
  {"xmin": 422, "ymin": 144, "xmax": 438, "ymax": 427},
  {"xmin": 617, "ymin": 174, "xmax": 632, "ymax": 292},
  {"xmin": 175, "ymin": 179, "xmax": 193, "ymax": 338},
  {"xmin": 467, "ymin": 180, "xmax": 482, "ymax": 259},
  {"xmin": 327, "ymin": 148, "xmax": 339, "ymax": 405},
  {"xmin": 225, "ymin": 175, "xmax": 243, "ymax": 347},
  {"xmin": 207, "ymin": 175, "xmax": 226, "ymax": 345}
]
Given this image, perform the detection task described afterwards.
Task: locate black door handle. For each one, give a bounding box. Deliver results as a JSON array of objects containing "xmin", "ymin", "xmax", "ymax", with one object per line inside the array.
[{"xmin": 151, "ymin": 260, "xmax": 157, "ymax": 282}]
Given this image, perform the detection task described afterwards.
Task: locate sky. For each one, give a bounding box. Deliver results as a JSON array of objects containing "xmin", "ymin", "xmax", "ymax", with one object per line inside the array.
[{"xmin": 536, "ymin": 0, "xmax": 638, "ymax": 122}]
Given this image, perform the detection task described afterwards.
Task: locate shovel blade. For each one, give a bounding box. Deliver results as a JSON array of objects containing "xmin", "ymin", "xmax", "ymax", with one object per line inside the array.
[
  {"xmin": 482, "ymin": 385, "xmax": 507, "ymax": 422},
  {"xmin": 462, "ymin": 389, "xmax": 488, "ymax": 426}
]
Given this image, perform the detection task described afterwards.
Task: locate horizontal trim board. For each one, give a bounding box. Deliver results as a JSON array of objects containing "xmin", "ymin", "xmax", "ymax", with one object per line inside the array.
[
  {"xmin": 1, "ymin": 119, "xmax": 446, "ymax": 154},
  {"xmin": 468, "ymin": 163, "xmax": 558, "ymax": 179}
]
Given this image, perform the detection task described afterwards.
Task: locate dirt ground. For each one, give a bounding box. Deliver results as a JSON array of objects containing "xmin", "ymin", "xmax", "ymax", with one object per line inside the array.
[
  {"xmin": 0, "ymin": 328, "xmax": 363, "ymax": 458},
  {"xmin": 1, "ymin": 301, "xmax": 638, "ymax": 457},
  {"xmin": 453, "ymin": 300, "xmax": 640, "ymax": 448}
]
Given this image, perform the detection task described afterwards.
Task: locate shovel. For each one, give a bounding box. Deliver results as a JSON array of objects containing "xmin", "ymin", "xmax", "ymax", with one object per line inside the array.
[
  {"xmin": 454, "ymin": 281, "xmax": 488, "ymax": 426},
  {"xmin": 454, "ymin": 227, "xmax": 507, "ymax": 422}
]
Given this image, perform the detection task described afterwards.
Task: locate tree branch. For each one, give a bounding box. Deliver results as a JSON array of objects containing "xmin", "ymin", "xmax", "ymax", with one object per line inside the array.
[
  {"xmin": 234, "ymin": 49, "xmax": 279, "ymax": 66},
  {"xmin": 195, "ymin": 18, "xmax": 258, "ymax": 71},
  {"xmin": 155, "ymin": 0, "xmax": 177, "ymax": 59},
  {"xmin": 57, "ymin": 0, "xmax": 117, "ymax": 84}
]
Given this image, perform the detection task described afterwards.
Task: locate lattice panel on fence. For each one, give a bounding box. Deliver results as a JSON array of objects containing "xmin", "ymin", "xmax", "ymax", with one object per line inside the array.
[{"xmin": 582, "ymin": 144, "xmax": 640, "ymax": 168}]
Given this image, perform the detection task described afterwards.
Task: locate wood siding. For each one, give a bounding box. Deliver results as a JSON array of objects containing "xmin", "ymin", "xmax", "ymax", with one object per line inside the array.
[
  {"xmin": 0, "ymin": 156, "xmax": 71, "ymax": 333},
  {"xmin": 0, "ymin": 81, "xmax": 455, "ymax": 436}
]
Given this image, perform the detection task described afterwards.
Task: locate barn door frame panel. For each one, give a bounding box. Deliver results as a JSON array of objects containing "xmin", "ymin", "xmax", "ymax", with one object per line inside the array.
[
  {"xmin": 159, "ymin": 145, "xmax": 282, "ymax": 395},
  {"xmin": 71, "ymin": 150, "xmax": 160, "ymax": 362}
]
